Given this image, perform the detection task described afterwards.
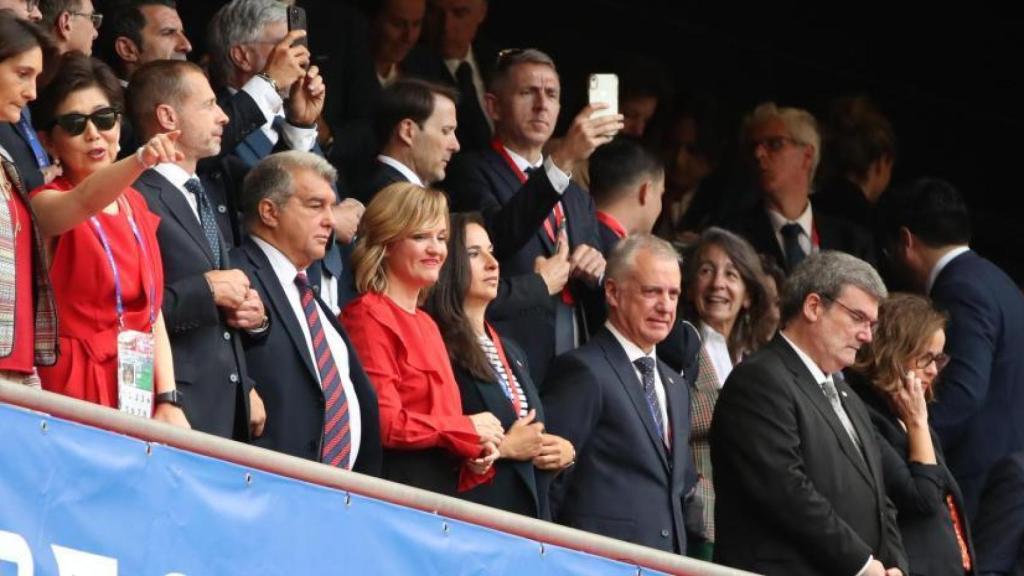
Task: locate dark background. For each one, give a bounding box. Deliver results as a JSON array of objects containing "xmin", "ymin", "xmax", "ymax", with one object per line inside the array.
[{"xmin": 177, "ymin": 1, "xmax": 1024, "ymax": 283}]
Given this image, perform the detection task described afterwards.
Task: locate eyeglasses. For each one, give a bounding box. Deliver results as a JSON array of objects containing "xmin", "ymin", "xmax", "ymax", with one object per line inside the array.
[
  {"xmin": 750, "ymin": 136, "xmax": 803, "ymax": 154},
  {"xmin": 915, "ymin": 352, "xmax": 951, "ymax": 371},
  {"xmin": 820, "ymin": 294, "xmax": 878, "ymax": 333},
  {"xmin": 68, "ymin": 10, "xmax": 103, "ymax": 29},
  {"xmin": 50, "ymin": 107, "xmax": 121, "ymax": 136}
]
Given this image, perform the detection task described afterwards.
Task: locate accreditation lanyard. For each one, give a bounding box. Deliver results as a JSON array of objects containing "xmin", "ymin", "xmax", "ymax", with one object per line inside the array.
[
  {"xmin": 486, "ymin": 323, "xmax": 522, "ymax": 416},
  {"xmin": 89, "ymin": 196, "xmax": 157, "ymax": 329}
]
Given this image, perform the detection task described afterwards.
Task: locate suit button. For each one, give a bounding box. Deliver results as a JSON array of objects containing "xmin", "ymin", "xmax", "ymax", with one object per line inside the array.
[
  {"xmin": 660, "ymin": 529, "xmax": 670, "ymax": 538},
  {"xmin": 229, "ymin": 373, "xmax": 239, "ymax": 383},
  {"xmin": 217, "ymin": 204, "xmax": 227, "ymax": 213},
  {"xmin": 223, "ymin": 332, "xmax": 231, "ymax": 341}
]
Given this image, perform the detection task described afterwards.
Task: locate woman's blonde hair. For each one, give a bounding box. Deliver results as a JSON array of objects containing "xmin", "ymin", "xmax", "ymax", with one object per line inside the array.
[
  {"xmin": 352, "ymin": 182, "xmax": 449, "ymax": 295},
  {"xmin": 850, "ymin": 292, "xmax": 948, "ymax": 401}
]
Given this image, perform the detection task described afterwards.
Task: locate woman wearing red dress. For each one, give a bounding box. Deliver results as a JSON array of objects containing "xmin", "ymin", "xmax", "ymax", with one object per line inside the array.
[
  {"xmin": 342, "ymin": 182, "xmax": 502, "ymax": 495},
  {"xmin": 29, "ymin": 52, "xmax": 187, "ymax": 427}
]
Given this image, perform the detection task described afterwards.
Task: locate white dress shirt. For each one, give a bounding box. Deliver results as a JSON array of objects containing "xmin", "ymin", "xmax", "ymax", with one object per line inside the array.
[
  {"xmin": 606, "ymin": 322, "xmax": 669, "ymax": 441},
  {"xmin": 251, "ymin": 235, "xmax": 362, "ymax": 467},
  {"xmin": 376, "ymin": 154, "xmax": 424, "ymax": 186},
  {"xmin": 152, "ymin": 163, "xmax": 200, "ymax": 222},
  {"xmin": 700, "ymin": 322, "xmax": 734, "ymax": 387}
]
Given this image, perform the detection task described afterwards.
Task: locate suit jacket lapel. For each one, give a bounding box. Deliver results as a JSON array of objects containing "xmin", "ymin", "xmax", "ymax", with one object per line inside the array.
[
  {"xmin": 775, "ymin": 338, "xmax": 875, "ymax": 486},
  {"xmin": 837, "ymin": 376, "xmax": 884, "ymax": 488},
  {"xmin": 243, "ymin": 239, "xmax": 319, "ymax": 383},
  {"xmin": 661, "ymin": 362, "xmax": 687, "ymax": 474},
  {"xmin": 143, "ymin": 170, "xmax": 219, "ymax": 268},
  {"xmin": 597, "ymin": 330, "xmax": 670, "ymax": 471}
]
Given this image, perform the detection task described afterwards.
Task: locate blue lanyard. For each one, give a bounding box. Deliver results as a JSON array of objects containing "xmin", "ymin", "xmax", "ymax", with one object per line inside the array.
[{"xmin": 89, "ymin": 197, "xmax": 156, "ymax": 329}]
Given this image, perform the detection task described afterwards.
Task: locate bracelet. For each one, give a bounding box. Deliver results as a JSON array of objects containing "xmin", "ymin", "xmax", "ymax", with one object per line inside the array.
[
  {"xmin": 134, "ymin": 145, "xmax": 153, "ymax": 170},
  {"xmin": 256, "ymin": 72, "xmax": 279, "ymax": 93}
]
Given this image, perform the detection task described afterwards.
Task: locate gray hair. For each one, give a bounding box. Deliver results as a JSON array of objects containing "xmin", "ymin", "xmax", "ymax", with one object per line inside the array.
[
  {"xmin": 606, "ymin": 233, "xmax": 680, "ymax": 284},
  {"xmin": 489, "ymin": 48, "xmax": 557, "ymax": 93},
  {"xmin": 242, "ymin": 151, "xmax": 338, "ymax": 228},
  {"xmin": 745, "ymin": 101, "xmax": 821, "ymax": 182},
  {"xmin": 779, "ymin": 250, "xmax": 888, "ymax": 325},
  {"xmin": 207, "ymin": 0, "xmax": 286, "ymax": 88}
]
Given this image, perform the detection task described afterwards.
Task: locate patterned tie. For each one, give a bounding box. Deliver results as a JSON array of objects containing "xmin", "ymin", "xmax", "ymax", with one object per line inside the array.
[
  {"xmin": 820, "ymin": 376, "xmax": 863, "ymax": 458},
  {"xmin": 183, "ymin": 178, "xmax": 222, "ymax": 269},
  {"xmin": 633, "ymin": 357, "xmax": 669, "ymax": 449},
  {"xmin": 295, "ymin": 272, "xmax": 351, "ymax": 469},
  {"xmin": 780, "ymin": 223, "xmax": 805, "ymax": 271}
]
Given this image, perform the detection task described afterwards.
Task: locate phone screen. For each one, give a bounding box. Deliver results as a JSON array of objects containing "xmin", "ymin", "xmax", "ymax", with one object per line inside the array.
[{"xmin": 287, "ymin": 6, "xmax": 308, "ymax": 47}]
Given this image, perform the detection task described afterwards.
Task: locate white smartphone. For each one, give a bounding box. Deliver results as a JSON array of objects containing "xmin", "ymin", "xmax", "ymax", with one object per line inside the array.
[{"xmin": 588, "ymin": 73, "xmax": 619, "ymax": 119}]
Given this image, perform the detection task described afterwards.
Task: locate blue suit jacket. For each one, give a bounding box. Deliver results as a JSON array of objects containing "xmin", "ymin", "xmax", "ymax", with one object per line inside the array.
[
  {"xmin": 542, "ymin": 327, "xmax": 695, "ymax": 553},
  {"xmin": 974, "ymin": 452, "xmax": 1024, "ymax": 575},
  {"xmin": 928, "ymin": 250, "xmax": 1024, "ymax": 519}
]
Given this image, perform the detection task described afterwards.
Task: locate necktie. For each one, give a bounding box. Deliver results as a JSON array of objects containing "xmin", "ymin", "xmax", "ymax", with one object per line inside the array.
[
  {"xmin": 633, "ymin": 357, "xmax": 669, "ymax": 449},
  {"xmin": 183, "ymin": 178, "xmax": 222, "ymax": 269},
  {"xmin": 820, "ymin": 376, "xmax": 862, "ymax": 456},
  {"xmin": 16, "ymin": 110, "xmax": 50, "ymax": 169},
  {"xmin": 296, "ymin": 272, "xmax": 351, "ymax": 469},
  {"xmin": 780, "ymin": 222, "xmax": 805, "ymax": 271}
]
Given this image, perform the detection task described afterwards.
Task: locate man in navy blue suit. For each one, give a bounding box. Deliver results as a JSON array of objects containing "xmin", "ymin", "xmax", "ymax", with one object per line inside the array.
[
  {"xmin": 444, "ymin": 48, "xmax": 623, "ymax": 384},
  {"xmin": 542, "ymin": 234, "xmax": 695, "ymax": 553},
  {"xmin": 878, "ymin": 177, "xmax": 1024, "ymax": 520}
]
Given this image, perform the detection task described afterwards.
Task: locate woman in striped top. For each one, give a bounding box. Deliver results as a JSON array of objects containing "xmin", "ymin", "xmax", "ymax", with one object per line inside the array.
[{"xmin": 425, "ymin": 212, "xmax": 575, "ymax": 518}]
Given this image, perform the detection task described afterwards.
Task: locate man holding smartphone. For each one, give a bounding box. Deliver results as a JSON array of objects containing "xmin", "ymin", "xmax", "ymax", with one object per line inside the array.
[{"xmin": 444, "ymin": 48, "xmax": 623, "ymax": 385}]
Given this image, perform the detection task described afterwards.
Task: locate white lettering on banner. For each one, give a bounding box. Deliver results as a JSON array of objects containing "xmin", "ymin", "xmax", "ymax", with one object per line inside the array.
[
  {"xmin": 52, "ymin": 545, "xmax": 117, "ymax": 575},
  {"xmin": 0, "ymin": 530, "xmax": 33, "ymax": 576},
  {"xmin": 0, "ymin": 532, "xmax": 185, "ymax": 575}
]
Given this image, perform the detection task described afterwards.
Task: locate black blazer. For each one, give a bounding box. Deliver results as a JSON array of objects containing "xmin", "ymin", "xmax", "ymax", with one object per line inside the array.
[
  {"xmin": 542, "ymin": 327, "xmax": 695, "ymax": 554},
  {"xmin": 725, "ymin": 201, "xmax": 876, "ymax": 274},
  {"xmin": 232, "ymin": 238, "xmax": 382, "ymax": 476},
  {"xmin": 453, "ymin": 336, "xmax": 548, "ymax": 519},
  {"xmin": 445, "ymin": 148, "xmax": 603, "ymax": 384},
  {"xmin": 710, "ymin": 335, "xmax": 907, "ymax": 575},
  {"xmin": 357, "ymin": 159, "xmax": 407, "ymax": 204},
  {"xmin": 974, "ymin": 452, "xmax": 1024, "ymax": 576},
  {"xmin": 134, "ymin": 169, "xmax": 252, "ymax": 439},
  {"xmin": 928, "ymin": 250, "xmax": 1024, "ymax": 519},
  {"xmin": 849, "ymin": 372, "xmax": 975, "ymax": 576}
]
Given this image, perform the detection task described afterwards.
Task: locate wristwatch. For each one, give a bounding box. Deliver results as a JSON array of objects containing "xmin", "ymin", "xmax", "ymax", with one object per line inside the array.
[
  {"xmin": 155, "ymin": 390, "xmax": 185, "ymax": 408},
  {"xmin": 256, "ymin": 72, "xmax": 279, "ymax": 93}
]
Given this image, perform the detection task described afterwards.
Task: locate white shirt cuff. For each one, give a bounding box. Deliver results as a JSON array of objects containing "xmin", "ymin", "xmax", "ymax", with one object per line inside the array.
[
  {"xmin": 854, "ymin": 555, "xmax": 874, "ymax": 576},
  {"xmin": 280, "ymin": 122, "xmax": 318, "ymax": 152},
  {"xmin": 241, "ymin": 75, "xmax": 284, "ymax": 122},
  {"xmin": 543, "ymin": 156, "xmax": 570, "ymax": 194}
]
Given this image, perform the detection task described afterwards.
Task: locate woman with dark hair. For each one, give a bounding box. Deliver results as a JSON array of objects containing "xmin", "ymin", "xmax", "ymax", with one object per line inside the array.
[
  {"xmin": 424, "ymin": 213, "xmax": 574, "ymax": 518},
  {"xmin": 28, "ymin": 51, "xmax": 187, "ymax": 426},
  {"xmin": 680, "ymin": 226, "xmax": 771, "ymax": 559},
  {"xmin": 342, "ymin": 183, "xmax": 503, "ymax": 495},
  {"xmin": 0, "ymin": 12, "xmax": 58, "ymax": 387},
  {"xmin": 848, "ymin": 293, "xmax": 974, "ymax": 576}
]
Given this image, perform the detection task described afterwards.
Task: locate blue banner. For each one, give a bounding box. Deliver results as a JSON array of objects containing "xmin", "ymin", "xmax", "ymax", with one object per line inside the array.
[{"xmin": 0, "ymin": 403, "xmax": 665, "ymax": 575}]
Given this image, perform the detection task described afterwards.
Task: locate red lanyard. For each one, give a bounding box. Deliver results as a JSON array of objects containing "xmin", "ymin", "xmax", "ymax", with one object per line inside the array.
[
  {"xmin": 485, "ymin": 322, "xmax": 522, "ymax": 416},
  {"xmin": 596, "ymin": 210, "xmax": 627, "ymax": 240}
]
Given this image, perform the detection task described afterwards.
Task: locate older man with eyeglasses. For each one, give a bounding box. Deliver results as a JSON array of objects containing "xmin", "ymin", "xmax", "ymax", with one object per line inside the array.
[{"xmin": 724, "ymin": 101, "xmax": 876, "ymax": 275}]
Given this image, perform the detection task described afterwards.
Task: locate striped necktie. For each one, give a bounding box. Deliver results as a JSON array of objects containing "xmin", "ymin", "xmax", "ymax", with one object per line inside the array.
[{"xmin": 295, "ymin": 272, "xmax": 351, "ymax": 469}]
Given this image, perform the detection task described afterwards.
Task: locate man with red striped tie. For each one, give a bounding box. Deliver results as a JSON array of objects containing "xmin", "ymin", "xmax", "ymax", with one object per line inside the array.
[{"xmin": 232, "ymin": 150, "xmax": 382, "ymax": 474}]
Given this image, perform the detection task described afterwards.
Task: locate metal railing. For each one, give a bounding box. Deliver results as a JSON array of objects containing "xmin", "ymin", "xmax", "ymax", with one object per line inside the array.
[{"xmin": 0, "ymin": 381, "xmax": 757, "ymax": 576}]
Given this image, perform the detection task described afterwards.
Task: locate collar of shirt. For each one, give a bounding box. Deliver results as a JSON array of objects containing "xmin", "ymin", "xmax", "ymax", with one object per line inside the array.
[
  {"xmin": 926, "ymin": 245, "xmax": 971, "ymax": 294},
  {"xmin": 606, "ymin": 321, "xmax": 658, "ymax": 363},
  {"xmin": 252, "ymin": 234, "xmax": 303, "ymax": 288},
  {"xmin": 766, "ymin": 199, "xmax": 814, "ymax": 238},
  {"xmin": 780, "ymin": 331, "xmax": 829, "ymax": 385},
  {"xmin": 377, "ymin": 154, "xmax": 424, "ymax": 186},
  {"xmin": 444, "ymin": 46, "xmax": 477, "ymax": 78},
  {"xmin": 377, "ymin": 64, "xmax": 400, "ymax": 88},
  {"xmin": 700, "ymin": 321, "xmax": 734, "ymax": 385},
  {"xmin": 503, "ymin": 146, "xmax": 543, "ymax": 173},
  {"xmin": 152, "ymin": 163, "xmax": 200, "ymax": 219}
]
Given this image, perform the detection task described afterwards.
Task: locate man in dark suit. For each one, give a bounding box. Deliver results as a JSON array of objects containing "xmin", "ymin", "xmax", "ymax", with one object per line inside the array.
[
  {"xmin": 403, "ymin": 0, "xmax": 493, "ymax": 151},
  {"xmin": 232, "ymin": 150, "xmax": 381, "ymax": 475},
  {"xmin": 711, "ymin": 251, "xmax": 906, "ymax": 575},
  {"xmin": 128, "ymin": 60, "xmax": 266, "ymax": 440},
  {"xmin": 444, "ymin": 48, "xmax": 622, "ymax": 384},
  {"xmin": 542, "ymin": 234, "xmax": 695, "ymax": 553},
  {"xmin": 358, "ymin": 78, "xmax": 460, "ymax": 202},
  {"xmin": 726, "ymin": 102, "xmax": 874, "ymax": 274},
  {"xmin": 974, "ymin": 452, "xmax": 1024, "ymax": 575},
  {"xmin": 877, "ymin": 177, "xmax": 1024, "ymax": 520}
]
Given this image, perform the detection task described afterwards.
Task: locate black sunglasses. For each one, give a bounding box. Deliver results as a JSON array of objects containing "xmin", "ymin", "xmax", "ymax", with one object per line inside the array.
[{"xmin": 50, "ymin": 107, "xmax": 121, "ymax": 136}]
